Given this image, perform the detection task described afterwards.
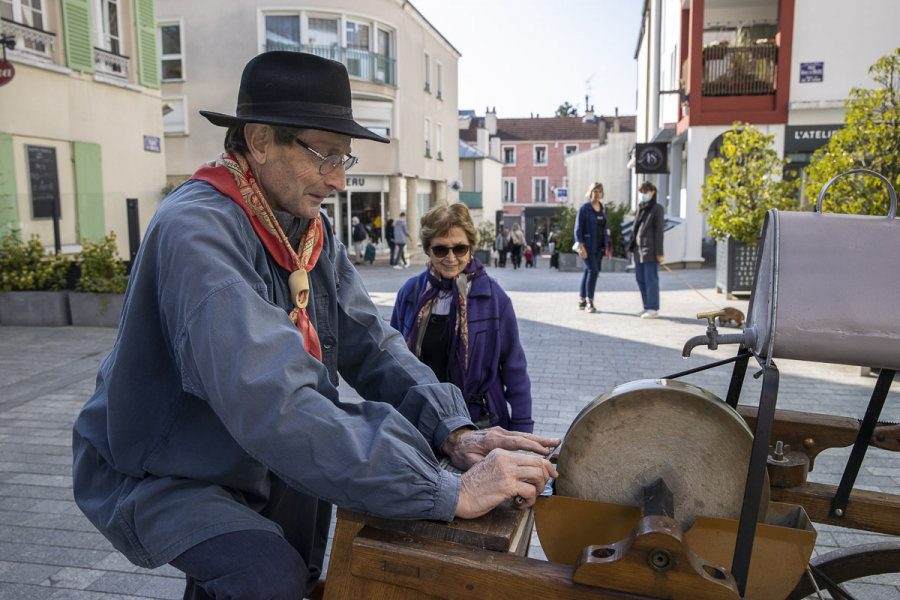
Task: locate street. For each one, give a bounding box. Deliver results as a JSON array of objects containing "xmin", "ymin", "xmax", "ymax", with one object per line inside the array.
[{"xmin": 0, "ymin": 259, "xmax": 898, "ymax": 599}]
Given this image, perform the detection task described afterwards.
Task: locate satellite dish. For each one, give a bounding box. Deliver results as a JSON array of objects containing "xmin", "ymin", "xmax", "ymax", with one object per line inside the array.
[{"xmin": 450, "ymin": 180, "xmax": 462, "ymax": 191}]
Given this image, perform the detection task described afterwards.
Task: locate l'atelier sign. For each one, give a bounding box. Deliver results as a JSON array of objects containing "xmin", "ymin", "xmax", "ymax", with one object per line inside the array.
[{"xmin": 784, "ymin": 124, "xmax": 843, "ymax": 153}]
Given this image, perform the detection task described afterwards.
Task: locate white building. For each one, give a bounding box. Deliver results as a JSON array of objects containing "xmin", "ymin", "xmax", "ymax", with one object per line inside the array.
[
  {"xmin": 457, "ymin": 139, "xmax": 503, "ymax": 232},
  {"xmin": 634, "ymin": 0, "xmax": 900, "ymax": 265}
]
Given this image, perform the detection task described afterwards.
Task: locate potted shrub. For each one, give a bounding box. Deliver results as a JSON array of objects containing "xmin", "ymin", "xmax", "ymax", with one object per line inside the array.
[
  {"xmin": 601, "ymin": 203, "xmax": 631, "ymax": 273},
  {"xmin": 474, "ymin": 221, "xmax": 495, "ymax": 266},
  {"xmin": 69, "ymin": 233, "xmax": 129, "ymax": 327},
  {"xmin": 0, "ymin": 233, "xmax": 72, "ymax": 326},
  {"xmin": 553, "ymin": 204, "xmax": 581, "ymax": 272},
  {"xmin": 701, "ymin": 122, "xmax": 798, "ymax": 297}
]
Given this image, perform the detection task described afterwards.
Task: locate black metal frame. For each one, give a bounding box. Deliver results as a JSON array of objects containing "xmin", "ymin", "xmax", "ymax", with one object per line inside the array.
[{"xmin": 664, "ymin": 350, "xmax": 895, "ymax": 597}]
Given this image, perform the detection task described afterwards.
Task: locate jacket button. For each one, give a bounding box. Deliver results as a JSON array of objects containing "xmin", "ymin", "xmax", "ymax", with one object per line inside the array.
[{"xmin": 322, "ymin": 339, "xmax": 334, "ymax": 350}]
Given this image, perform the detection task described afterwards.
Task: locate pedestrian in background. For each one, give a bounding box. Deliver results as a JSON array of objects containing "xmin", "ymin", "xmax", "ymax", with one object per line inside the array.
[
  {"xmin": 628, "ymin": 181, "xmax": 665, "ymax": 319},
  {"xmin": 351, "ymin": 216, "xmax": 368, "ymax": 265},
  {"xmin": 575, "ymin": 182, "xmax": 610, "ymax": 313},
  {"xmin": 509, "ymin": 223, "xmax": 526, "ymax": 269},
  {"xmin": 386, "ymin": 218, "xmax": 396, "ymax": 265},
  {"xmin": 524, "ymin": 246, "xmax": 534, "ymax": 268},
  {"xmin": 393, "ymin": 212, "xmax": 410, "ymax": 269},
  {"xmin": 494, "ymin": 227, "xmax": 510, "ymax": 268},
  {"xmin": 391, "ymin": 201, "xmax": 534, "ymax": 432}
]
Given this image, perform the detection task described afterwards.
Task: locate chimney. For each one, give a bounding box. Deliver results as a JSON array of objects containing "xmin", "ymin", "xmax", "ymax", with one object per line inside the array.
[
  {"xmin": 476, "ymin": 126, "xmax": 489, "ymax": 155},
  {"xmin": 598, "ymin": 117, "xmax": 607, "ymax": 145},
  {"xmin": 614, "ymin": 107, "xmax": 620, "ymax": 133},
  {"xmin": 583, "ymin": 104, "xmax": 595, "ymax": 123},
  {"xmin": 484, "ymin": 107, "xmax": 497, "ymax": 135},
  {"xmin": 490, "ymin": 136, "xmax": 500, "ymax": 159}
]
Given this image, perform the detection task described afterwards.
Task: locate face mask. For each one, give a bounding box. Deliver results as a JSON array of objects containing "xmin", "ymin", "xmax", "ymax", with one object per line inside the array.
[{"xmin": 640, "ymin": 193, "xmax": 651, "ymax": 203}]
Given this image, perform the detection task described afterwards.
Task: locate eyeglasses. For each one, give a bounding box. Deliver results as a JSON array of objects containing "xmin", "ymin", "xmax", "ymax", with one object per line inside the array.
[
  {"xmin": 294, "ymin": 139, "xmax": 358, "ymax": 175},
  {"xmin": 430, "ymin": 244, "xmax": 470, "ymax": 258}
]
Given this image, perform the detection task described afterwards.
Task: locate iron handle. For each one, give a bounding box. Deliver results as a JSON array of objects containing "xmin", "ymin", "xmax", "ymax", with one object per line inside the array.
[
  {"xmin": 815, "ymin": 168, "xmax": 897, "ymax": 219},
  {"xmin": 697, "ymin": 310, "xmax": 726, "ymax": 325}
]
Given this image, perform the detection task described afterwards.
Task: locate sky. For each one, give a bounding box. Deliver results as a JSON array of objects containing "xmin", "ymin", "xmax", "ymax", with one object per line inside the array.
[{"xmin": 410, "ymin": 0, "xmax": 645, "ymax": 120}]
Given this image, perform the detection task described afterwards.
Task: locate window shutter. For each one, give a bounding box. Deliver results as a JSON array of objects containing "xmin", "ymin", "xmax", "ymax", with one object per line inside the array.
[
  {"xmin": 134, "ymin": 0, "xmax": 159, "ymax": 88},
  {"xmin": 0, "ymin": 133, "xmax": 20, "ymax": 234},
  {"xmin": 73, "ymin": 142, "xmax": 105, "ymax": 243},
  {"xmin": 60, "ymin": 0, "xmax": 95, "ymax": 74}
]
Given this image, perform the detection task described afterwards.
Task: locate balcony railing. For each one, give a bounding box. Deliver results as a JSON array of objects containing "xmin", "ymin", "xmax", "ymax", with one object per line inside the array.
[
  {"xmin": 1, "ymin": 17, "xmax": 55, "ymax": 62},
  {"xmin": 265, "ymin": 43, "xmax": 396, "ymax": 87},
  {"xmin": 702, "ymin": 44, "xmax": 777, "ymax": 97},
  {"xmin": 94, "ymin": 47, "xmax": 130, "ymax": 78},
  {"xmin": 459, "ymin": 192, "xmax": 482, "ymax": 209}
]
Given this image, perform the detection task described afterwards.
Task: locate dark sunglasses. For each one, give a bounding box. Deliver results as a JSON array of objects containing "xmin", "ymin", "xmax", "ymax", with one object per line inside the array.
[{"xmin": 430, "ymin": 244, "xmax": 470, "ymax": 258}]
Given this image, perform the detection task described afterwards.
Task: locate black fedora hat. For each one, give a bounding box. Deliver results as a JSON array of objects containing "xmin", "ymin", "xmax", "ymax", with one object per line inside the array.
[{"xmin": 200, "ymin": 51, "xmax": 389, "ymax": 144}]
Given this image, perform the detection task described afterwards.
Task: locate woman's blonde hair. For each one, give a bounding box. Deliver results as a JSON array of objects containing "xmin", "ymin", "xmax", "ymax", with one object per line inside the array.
[
  {"xmin": 419, "ymin": 201, "xmax": 479, "ymax": 254},
  {"xmin": 585, "ymin": 182, "xmax": 604, "ymax": 198}
]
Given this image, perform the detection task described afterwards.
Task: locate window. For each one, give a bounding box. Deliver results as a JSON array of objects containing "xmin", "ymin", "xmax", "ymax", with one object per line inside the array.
[
  {"xmin": 502, "ymin": 146, "xmax": 516, "ymax": 166},
  {"xmin": 436, "ymin": 62, "xmax": 443, "ymax": 99},
  {"xmin": 436, "ymin": 124, "xmax": 443, "ymax": 160},
  {"xmin": 308, "ymin": 17, "xmax": 339, "ymax": 46},
  {"xmin": 265, "ymin": 15, "xmax": 301, "ymax": 50},
  {"xmin": 94, "ymin": 0, "xmax": 122, "ymax": 55},
  {"xmin": 565, "ymin": 144, "xmax": 578, "ymax": 155},
  {"xmin": 158, "ymin": 20, "xmax": 184, "ymax": 81},
  {"xmin": 534, "ymin": 145, "xmax": 547, "ymax": 165},
  {"xmin": 424, "ymin": 117, "xmax": 431, "ymax": 157},
  {"xmin": 345, "ymin": 21, "xmax": 369, "ymax": 77},
  {"xmin": 533, "ymin": 178, "xmax": 548, "ymax": 203},
  {"xmin": 1, "ymin": 0, "xmax": 47, "ymax": 53},
  {"xmin": 562, "ymin": 176, "xmax": 569, "ymax": 189},
  {"xmin": 163, "ymin": 97, "xmax": 187, "ymax": 135},
  {"xmin": 502, "ymin": 178, "xmax": 516, "ymax": 203},
  {"xmin": 374, "ymin": 27, "xmax": 393, "ymax": 84},
  {"xmin": 353, "ymin": 98, "xmax": 392, "ymax": 138},
  {"xmin": 424, "ymin": 51, "xmax": 431, "ymax": 92}
]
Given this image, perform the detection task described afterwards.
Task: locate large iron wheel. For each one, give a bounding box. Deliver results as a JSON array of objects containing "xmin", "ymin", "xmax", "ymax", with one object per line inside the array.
[{"xmin": 788, "ymin": 542, "xmax": 900, "ymax": 599}]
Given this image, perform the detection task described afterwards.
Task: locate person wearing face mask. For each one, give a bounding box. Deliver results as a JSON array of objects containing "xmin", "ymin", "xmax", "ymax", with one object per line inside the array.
[
  {"xmin": 392, "ymin": 202, "xmax": 534, "ymax": 433},
  {"xmin": 575, "ymin": 182, "xmax": 611, "ymax": 313},
  {"xmin": 628, "ymin": 181, "xmax": 665, "ymax": 318}
]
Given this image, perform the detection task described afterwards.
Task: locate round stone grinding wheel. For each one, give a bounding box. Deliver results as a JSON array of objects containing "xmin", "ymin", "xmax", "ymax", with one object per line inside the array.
[{"xmin": 555, "ymin": 379, "xmax": 769, "ymax": 531}]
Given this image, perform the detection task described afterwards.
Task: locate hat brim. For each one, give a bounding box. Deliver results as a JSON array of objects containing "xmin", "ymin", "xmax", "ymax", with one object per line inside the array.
[{"xmin": 199, "ymin": 111, "xmax": 390, "ymax": 144}]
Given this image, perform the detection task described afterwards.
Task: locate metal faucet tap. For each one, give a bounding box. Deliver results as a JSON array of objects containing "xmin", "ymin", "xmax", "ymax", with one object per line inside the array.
[{"xmin": 682, "ymin": 310, "xmax": 746, "ymax": 357}]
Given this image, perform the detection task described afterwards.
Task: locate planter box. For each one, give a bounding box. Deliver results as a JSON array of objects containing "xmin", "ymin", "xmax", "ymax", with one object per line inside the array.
[
  {"xmin": 558, "ymin": 253, "xmax": 581, "ymax": 272},
  {"xmin": 601, "ymin": 257, "xmax": 629, "ymax": 273},
  {"xmin": 0, "ymin": 291, "xmax": 71, "ymax": 326},
  {"xmin": 474, "ymin": 249, "xmax": 492, "ymax": 265},
  {"xmin": 69, "ymin": 292, "xmax": 125, "ymax": 328},
  {"xmin": 715, "ymin": 237, "xmax": 759, "ymax": 298}
]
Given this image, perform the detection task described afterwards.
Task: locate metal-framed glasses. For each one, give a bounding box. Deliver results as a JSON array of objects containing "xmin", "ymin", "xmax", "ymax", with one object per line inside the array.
[
  {"xmin": 430, "ymin": 244, "xmax": 470, "ymax": 258},
  {"xmin": 294, "ymin": 139, "xmax": 358, "ymax": 175}
]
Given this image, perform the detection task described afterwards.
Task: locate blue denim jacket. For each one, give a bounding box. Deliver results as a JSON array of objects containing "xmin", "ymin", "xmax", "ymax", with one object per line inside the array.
[
  {"xmin": 574, "ymin": 201, "xmax": 610, "ymax": 254},
  {"xmin": 71, "ymin": 179, "xmax": 471, "ymax": 569}
]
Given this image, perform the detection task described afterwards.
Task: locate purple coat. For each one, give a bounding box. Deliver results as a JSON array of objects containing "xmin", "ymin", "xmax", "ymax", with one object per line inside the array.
[{"xmin": 391, "ymin": 270, "xmax": 534, "ymax": 433}]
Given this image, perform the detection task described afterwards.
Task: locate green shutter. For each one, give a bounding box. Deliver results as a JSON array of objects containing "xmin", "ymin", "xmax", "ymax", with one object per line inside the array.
[
  {"xmin": 0, "ymin": 133, "xmax": 20, "ymax": 236},
  {"xmin": 61, "ymin": 0, "xmax": 95, "ymax": 74},
  {"xmin": 134, "ymin": 0, "xmax": 159, "ymax": 88},
  {"xmin": 73, "ymin": 142, "xmax": 105, "ymax": 243}
]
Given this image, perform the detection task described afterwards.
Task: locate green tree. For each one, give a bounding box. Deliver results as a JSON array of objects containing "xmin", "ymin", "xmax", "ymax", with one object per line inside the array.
[
  {"xmin": 805, "ymin": 48, "xmax": 900, "ymax": 216},
  {"xmin": 555, "ymin": 102, "xmax": 577, "ymax": 117},
  {"xmin": 475, "ymin": 221, "xmax": 495, "ymax": 251},
  {"xmin": 700, "ymin": 122, "xmax": 798, "ymax": 244}
]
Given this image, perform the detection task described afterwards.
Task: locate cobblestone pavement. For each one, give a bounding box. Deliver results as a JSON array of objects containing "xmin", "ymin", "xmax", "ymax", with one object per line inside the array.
[{"xmin": 0, "ymin": 256, "xmax": 898, "ymax": 598}]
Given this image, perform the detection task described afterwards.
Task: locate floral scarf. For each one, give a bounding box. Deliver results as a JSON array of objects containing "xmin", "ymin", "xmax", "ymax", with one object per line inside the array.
[
  {"xmin": 407, "ymin": 256, "xmax": 485, "ymax": 398},
  {"xmin": 191, "ymin": 152, "xmax": 324, "ymax": 361}
]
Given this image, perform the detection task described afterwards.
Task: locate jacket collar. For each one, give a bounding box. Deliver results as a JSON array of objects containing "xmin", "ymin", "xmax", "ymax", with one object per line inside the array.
[{"xmin": 406, "ymin": 268, "xmax": 493, "ymax": 304}]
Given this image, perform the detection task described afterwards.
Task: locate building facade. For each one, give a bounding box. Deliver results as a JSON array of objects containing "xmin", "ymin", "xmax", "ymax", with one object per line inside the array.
[
  {"xmin": 460, "ymin": 109, "xmax": 635, "ymax": 242},
  {"xmin": 457, "ymin": 138, "xmax": 502, "ymax": 232},
  {"xmin": 634, "ymin": 0, "xmax": 900, "ymax": 265},
  {"xmin": 155, "ymin": 0, "xmax": 460, "ymax": 248},
  {"xmin": 0, "ymin": 0, "xmax": 165, "ymax": 258}
]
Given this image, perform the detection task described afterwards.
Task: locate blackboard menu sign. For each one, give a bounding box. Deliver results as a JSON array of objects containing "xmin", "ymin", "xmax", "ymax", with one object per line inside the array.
[{"xmin": 27, "ymin": 145, "xmax": 61, "ymax": 219}]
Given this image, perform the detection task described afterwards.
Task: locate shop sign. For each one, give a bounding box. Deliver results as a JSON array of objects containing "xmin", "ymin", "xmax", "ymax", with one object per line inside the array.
[
  {"xmin": 344, "ymin": 175, "xmax": 385, "ymax": 193},
  {"xmin": 785, "ymin": 125, "xmax": 843, "ymax": 153},
  {"xmin": 556, "ymin": 188, "xmax": 567, "ymax": 199},
  {"xmin": 0, "ymin": 60, "xmax": 15, "ymax": 87},
  {"xmin": 799, "ymin": 62, "xmax": 823, "ymax": 83},
  {"xmin": 635, "ymin": 143, "xmax": 668, "ymax": 174}
]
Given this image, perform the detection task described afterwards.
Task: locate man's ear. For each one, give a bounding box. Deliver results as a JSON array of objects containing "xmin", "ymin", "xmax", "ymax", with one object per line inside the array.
[{"xmin": 244, "ymin": 124, "xmax": 271, "ymax": 164}]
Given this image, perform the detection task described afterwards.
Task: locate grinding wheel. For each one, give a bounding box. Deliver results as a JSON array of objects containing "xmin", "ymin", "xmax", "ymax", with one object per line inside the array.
[{"xmin": 555, "ymin": 379, "xmax": 769, "ymax": 531}]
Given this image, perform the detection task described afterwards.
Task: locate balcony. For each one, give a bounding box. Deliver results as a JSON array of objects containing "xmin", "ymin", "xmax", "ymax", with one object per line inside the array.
[
  {"xmin": 459, "ymin": 192, "xmax": 482, "ymax": 209},
  {"xmin": 94, "ymin": 47, "xmax": 130, "ymax": 79},
  {"xmin": 265, "ymin": 43, "xmax": 396, "ymax": 87},
  {"xmin": 702, "ymin": 44, "xmax": 777, "ymax": 97},
  {"xmin": 1, "ymin": 17, "xmax": 55, "ymax": 63}
]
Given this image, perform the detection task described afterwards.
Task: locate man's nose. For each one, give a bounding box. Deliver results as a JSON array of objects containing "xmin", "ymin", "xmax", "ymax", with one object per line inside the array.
[{"xmin": 324, "ymin": 165, "xmax": 346, "ymax": 191}]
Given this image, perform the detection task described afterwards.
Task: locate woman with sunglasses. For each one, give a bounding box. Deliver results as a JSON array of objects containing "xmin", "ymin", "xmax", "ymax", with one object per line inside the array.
[{"xmin": 391, "ymin": 202, "xmax": 534, "ymax": 433}]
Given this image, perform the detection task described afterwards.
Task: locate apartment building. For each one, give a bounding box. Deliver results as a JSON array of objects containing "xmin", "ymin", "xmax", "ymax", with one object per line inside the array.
[
  {"xmin": 457, "ymin": 138, "xmax": 502, "ymax": 230},
  {"xmin": 0, "ymin": 0, "xmax": 165, "ymax": 257},
  {"xmin": 460, "ymin": 108, "xmax": 635, "ymax": 242},
  {"xmin": 635, "ymin": 0, "xmax": 900, "ymax": 265},
  {"xmin": 155, "ymin": 0, "xmax": 460, "ymax": 248}
]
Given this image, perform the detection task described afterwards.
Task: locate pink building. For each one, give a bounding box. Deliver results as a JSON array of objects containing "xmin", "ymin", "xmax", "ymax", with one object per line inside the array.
[{"xmin": 460, "ymin": 109, "xmax": 636, "ymax": 240}]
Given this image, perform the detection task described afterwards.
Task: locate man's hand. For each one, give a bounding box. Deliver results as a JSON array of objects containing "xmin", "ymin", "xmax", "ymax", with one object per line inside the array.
[
  {"xmin": 455, "ymin": 449, "xmax": 558, "ymax": 519},
  {"xmin": 441, "ymin": 427, "xmax": 560, "ymax": 471}
]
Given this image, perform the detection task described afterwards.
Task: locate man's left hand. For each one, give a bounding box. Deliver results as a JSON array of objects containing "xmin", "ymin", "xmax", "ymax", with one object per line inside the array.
[{"xmin": 442, "ymin": 427, "xmax": 561, "ymax": 471}]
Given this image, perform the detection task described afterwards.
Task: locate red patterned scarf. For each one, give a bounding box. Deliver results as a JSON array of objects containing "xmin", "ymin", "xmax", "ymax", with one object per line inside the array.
[{"xmin": 191, "ymin": 151, "xmax": 324, "ymax": 361}]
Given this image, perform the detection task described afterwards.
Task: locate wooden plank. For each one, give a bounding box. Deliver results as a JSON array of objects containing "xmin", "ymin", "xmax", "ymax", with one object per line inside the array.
[
  {"xmin": 770, "ymin": 482, "xmax": 900, "ymax": 536},
  {"xmin": 348, "ymin": 526, "xmax": 642, "ymax": 600},
  {"xmin": 335, "ymin": 498, "xmax": 528, "ymax": 553}
]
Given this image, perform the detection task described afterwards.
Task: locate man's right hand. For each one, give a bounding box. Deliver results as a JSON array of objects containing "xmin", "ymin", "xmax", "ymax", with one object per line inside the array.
[{"xmin": 455, "ymin": 449, "xmax": 558, "ymax": 519}]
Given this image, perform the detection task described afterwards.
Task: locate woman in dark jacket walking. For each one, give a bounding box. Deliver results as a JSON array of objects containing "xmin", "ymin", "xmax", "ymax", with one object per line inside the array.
[
  {"xmin": 386, "ymin": 218, "xmax": 396, "ymax": 265},
  {"xmin": 628, "ymin": 181, "xmax": 665, "ymax": 318},
  {"xmin": 574, "ymin": 182, "xmax": 611, "ymax": 313},
  {"xmin": 391, "ymin": 202, "xmax": 533, "ymax": 432}
]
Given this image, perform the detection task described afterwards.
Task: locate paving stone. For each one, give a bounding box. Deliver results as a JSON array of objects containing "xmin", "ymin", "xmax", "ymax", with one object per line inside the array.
[
  {"xmin": 85, "ymin": 572, "xmax": 161, "ymax": 595},
  {"xmin": 0, "ymin": 561, "xmax": 62, "ymax": 584},
  {"xmin": 0, "ymin": 582, "xmax": 56, "ymax": 599},
  {"xmin": 40, "ymin": 567, "xmax": 106, "ymax": 590}
]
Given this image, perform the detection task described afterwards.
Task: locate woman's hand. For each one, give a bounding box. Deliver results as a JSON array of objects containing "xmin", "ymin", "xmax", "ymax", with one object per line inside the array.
[
  {"xmin": 578, "ymin": 244, "xmax": 587, "ymax": 259},
  {"xmin": 657, "ymin": 255, "xmax": 664, "ymax": 262}
]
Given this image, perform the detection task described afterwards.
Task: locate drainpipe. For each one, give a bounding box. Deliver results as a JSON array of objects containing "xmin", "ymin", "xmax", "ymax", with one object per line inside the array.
[{"xmin": 648, "ymin": 0, "xmax": 662, "ymax": 137}]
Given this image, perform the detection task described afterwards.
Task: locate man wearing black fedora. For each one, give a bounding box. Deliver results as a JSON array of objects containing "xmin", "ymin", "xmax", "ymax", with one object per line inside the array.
[{"xmin": 72, "ymin": 51, "xmax": 557, "ymax": 599}]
